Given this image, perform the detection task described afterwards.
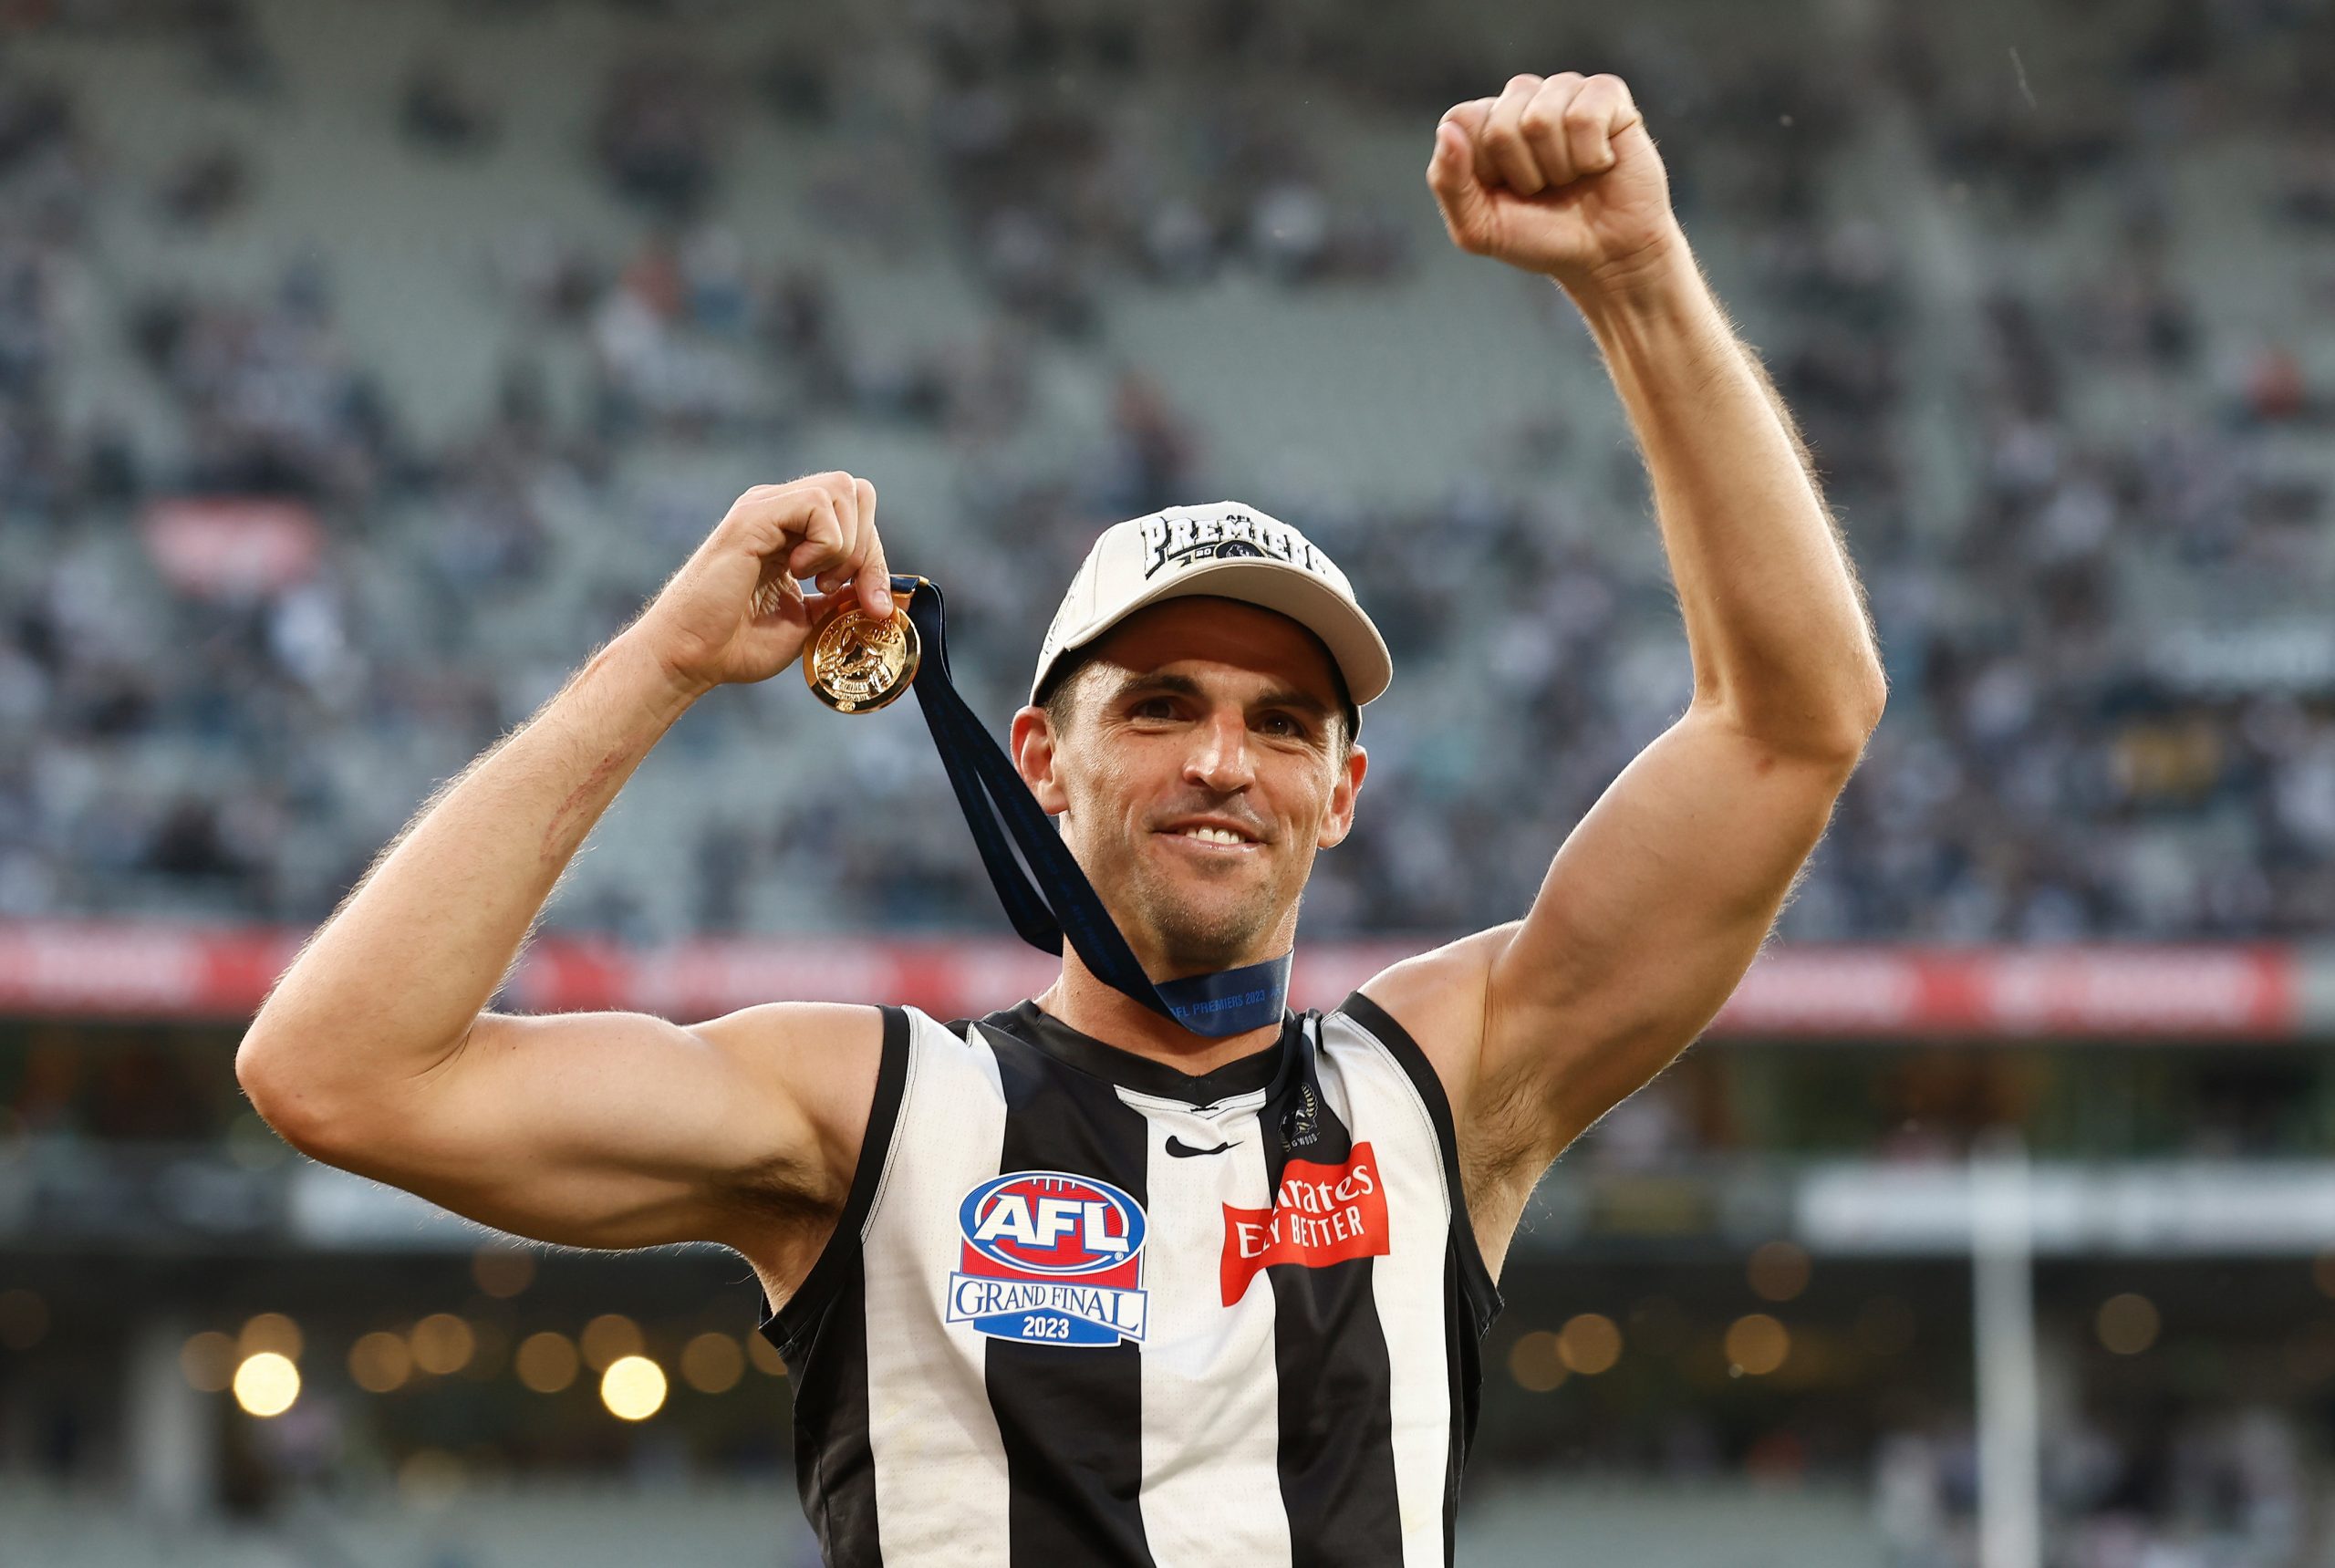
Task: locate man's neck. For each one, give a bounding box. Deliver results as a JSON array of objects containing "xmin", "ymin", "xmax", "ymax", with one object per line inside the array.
[{"xmin": 1035, "ymin": 946, "xmax": 1285, "ymax": 1076}]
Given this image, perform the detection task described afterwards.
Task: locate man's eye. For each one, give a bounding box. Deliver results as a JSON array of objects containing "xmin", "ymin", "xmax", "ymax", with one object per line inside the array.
[
  {"xmin": 1259, "ymin": 713, "xmax": 1302, "ymax": 737},
  {"xmin": 1131, "ymin": 699, "xmax": 1177, "ymax": 720}
]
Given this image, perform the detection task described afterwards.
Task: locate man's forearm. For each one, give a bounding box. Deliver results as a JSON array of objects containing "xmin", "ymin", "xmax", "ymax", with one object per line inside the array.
[
  {"xmin": 1568, "ymin": 240, "xmax": 1885, "ymax": 754},
  {"xmin": 240, "ymin": 630, "xmax": 701, "ymax": 1103}
]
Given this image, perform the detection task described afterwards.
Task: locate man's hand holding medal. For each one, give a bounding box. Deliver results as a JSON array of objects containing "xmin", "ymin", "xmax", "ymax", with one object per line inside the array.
[{"xmin": 631, "ymin": 471, "xmax": 898, "ymax": 701}]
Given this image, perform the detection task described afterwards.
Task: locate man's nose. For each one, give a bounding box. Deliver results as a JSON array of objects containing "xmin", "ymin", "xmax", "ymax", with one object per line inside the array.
[{"xmin": 1184, "ymin": 709, "xmax": 1257, "ymax": 792}]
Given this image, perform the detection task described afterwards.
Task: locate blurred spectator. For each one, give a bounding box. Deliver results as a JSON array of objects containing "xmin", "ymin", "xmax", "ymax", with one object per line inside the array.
[
  {"xmin": 594, "ymin": 58, "xmax": 725, "ymax": 218},
  {"xmin": 400, "ymin": 56, "xmax": 500, "ymax": 154},
  {"xmin": 153, "ymin": 143, "xmax": 249, "ymax": 230}
]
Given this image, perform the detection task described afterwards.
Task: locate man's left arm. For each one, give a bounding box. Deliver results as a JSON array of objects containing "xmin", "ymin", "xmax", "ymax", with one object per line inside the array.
[{"xmin": 1365, "ymin": 73, "xmax": 1887, "ymax": 1199}]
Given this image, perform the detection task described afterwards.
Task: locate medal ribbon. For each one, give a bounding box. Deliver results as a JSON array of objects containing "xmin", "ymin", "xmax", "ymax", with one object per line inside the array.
[{"xmin": 887, "ymin": 575, "xmax": 1292, "ymax": 1038}]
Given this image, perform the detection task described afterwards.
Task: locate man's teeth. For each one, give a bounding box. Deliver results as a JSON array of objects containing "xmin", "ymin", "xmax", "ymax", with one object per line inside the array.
[{"xmin": 1179, "ymin": 826, "xmax": 1249, "ymax": 845}]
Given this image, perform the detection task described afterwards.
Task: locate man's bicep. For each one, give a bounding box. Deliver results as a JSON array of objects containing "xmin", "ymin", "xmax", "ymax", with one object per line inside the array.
[
  {"xmin": 322, "ymin": 1002, "xmax": 882, "ymax": 1253},
  {"xmin": 1487, "ymin": 710, "xmax": 1852, "ymax": 1154}
]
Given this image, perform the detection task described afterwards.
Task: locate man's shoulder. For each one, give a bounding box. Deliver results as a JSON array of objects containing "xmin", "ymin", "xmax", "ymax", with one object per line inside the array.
[
  {"xmin": 691, "ymin": 1000, "xmax": 893, "ymax": 1141},
  {"xmin": 1344, "ymin": 923, "xmax": 1520, "ymax": 1113},
  {"xmin": 697, "ymin": 999, "xmax": 890, "ymax": 1051}
]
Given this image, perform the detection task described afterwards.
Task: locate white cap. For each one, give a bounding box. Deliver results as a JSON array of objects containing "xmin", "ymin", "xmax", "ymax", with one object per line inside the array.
[{"xmin": 1030, "ymin": 502, "xmax": 1392, "ymax": 715}]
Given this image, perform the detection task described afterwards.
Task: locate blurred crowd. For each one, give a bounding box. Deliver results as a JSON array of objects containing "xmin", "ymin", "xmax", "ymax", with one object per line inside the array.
[
  {"xmin": 1875, "ymin": 1404, "xmax": 2309, "ymax": 1568},
  {"xmin": 5, "ymin": 0, "xmax": 2335, "ymax": 957}
]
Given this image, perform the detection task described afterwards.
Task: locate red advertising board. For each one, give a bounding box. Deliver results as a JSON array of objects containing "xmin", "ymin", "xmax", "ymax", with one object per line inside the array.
[
  {"xmin": 141, "ymin": 497, "xmax": 324, "ymax": 597},
  {"xmin": 0, "ymin": 921, "xmax": 2308, "ymax": 1039}
]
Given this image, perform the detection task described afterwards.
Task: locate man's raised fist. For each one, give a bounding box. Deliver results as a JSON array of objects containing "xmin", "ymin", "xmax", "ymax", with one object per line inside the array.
[{"xmin": 1427, "ymin": 72, "xmax": 1683, "ymax": 295}]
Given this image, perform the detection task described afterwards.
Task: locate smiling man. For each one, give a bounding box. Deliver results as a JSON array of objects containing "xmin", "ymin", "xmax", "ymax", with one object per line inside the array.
[{"xmin": 237, "ymin": 72, "xmax": 1884, "ymax": 1568}]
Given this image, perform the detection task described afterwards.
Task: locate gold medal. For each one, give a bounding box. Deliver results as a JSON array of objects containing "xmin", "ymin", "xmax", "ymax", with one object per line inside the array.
[{"xmin": 804, "ymin": 584, "xmax": 921, "ymax": 713}]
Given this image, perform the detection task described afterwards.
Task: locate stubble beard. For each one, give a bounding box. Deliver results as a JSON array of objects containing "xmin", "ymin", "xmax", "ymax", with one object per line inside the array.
[{"xmin": 1109, "ymin": 833, "xmax": 1299, "ymax": 978}]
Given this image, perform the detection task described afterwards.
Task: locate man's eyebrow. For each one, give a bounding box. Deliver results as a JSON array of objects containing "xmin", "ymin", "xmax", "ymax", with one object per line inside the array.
[
  {"xmin": 1108, "ymin": 671, "xmax": 1205, "ymax": 702},
  {"xmin": 1109, "ymin": 671, "xmax": 1334, "ymax": 721},
  {"xmin": 1255, "ymin": 686, "xmax": 1334, "ymax": 721}
]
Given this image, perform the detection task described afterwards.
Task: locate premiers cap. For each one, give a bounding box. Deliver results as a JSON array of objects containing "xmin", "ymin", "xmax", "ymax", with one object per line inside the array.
[{"xmin": 1030, "ymin": 502, "xmax": 1393, "ymax": 713}]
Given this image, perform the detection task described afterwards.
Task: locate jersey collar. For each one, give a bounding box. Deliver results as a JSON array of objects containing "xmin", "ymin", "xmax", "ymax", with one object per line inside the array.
[{"xmin": 978, "ymin": 999, "xmax": 1300, "ymax": 1105}]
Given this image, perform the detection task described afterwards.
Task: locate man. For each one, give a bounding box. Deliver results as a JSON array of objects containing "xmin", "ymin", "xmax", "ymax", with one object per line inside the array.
[{"xmin": 239, "ymin": 73, "xmax": 1884, "ymax": 1566}]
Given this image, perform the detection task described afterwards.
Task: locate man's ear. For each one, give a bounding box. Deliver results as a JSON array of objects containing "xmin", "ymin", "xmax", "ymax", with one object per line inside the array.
[
  {"xmin": 1010, "ymin": 705, "xmax": 1071, "ymax": 815},
  {"xmin": 1317, "ymin": 742, "xmax": 1368, "ymax": 849}
]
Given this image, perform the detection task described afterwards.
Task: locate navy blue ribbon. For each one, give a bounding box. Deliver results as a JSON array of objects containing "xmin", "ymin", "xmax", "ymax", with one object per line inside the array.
[{"xmin": 889, "ymin": 575, "xmax": 1291, "ymax": 1038}]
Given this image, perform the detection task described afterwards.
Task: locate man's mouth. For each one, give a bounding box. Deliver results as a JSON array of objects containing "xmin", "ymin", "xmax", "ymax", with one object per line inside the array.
[{"xmin": 1157, "ymin": 818, "xmax": 1265, "ymax": 849}]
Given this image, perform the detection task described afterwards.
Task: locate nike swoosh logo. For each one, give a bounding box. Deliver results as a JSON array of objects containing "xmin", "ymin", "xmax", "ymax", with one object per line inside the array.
[{"xmin": 1165, "ymin": 1136, "xmax": 1240, "ymax": 1159}]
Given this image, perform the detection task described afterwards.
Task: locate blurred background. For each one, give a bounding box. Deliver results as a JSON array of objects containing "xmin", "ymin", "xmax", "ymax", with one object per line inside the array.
[{"xmin": 3, "ymin": 0, "xmax": 2335, "ymax": 1563}]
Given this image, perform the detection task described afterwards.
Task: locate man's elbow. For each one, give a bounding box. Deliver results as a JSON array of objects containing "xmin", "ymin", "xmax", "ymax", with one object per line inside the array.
[
  {"xmin": 235, "ymin": 1027, "xmax": 315, "ymax": 1154},
  {"xmin": 1710, "ymin": 660, "xmax": 1887, "ymax": 767},
  {"xmin": 1832, "ymin": 659, "xmax": 1889, "ymax": 754},
  {"xmin": 1792, "ymin": 643, "xmax": 1888, "ymax": 760},
  {"xmin": 234, "ymin": 1023, "xmax": 363, "ymax": 1165},
  {"xmin": 1796, "ymin": 686, "xmax": 1886, "ymax": 772}
]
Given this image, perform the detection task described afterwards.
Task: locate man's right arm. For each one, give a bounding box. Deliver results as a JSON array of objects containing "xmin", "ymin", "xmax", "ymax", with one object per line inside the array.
[{"xmin": 236, "ymin": 472, "xmax": 893, "ymax": 1264}]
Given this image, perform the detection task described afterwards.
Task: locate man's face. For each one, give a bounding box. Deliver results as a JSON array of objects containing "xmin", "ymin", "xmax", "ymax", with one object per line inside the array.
[{"xmin": 1011, "ymin": 597, "xmax": 1369, "ymax": 978}]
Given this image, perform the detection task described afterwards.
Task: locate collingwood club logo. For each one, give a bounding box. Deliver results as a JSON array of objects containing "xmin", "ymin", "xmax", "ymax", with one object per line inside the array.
[{"xmin": 1281, "ymin": 1082, "xmax": 1321, "ymax": 1150}]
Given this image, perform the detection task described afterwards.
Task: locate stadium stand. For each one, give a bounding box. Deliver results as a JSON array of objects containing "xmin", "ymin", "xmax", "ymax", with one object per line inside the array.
[
  {"xmin": 2, "ymin": 0, "xmax": 2332, "ymax": 947},
  {"xmin": 5, "ymin": 2, "xmax": 2335, "ymax": 1565}
]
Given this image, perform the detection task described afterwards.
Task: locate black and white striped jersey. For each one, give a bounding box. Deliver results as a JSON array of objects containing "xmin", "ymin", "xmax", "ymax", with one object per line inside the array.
[{"xmin": 760, "ymin": 992, "xmax": 1502, "ymax": 1567}]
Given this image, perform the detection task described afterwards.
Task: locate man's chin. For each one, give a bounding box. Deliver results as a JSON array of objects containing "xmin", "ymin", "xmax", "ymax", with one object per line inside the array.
[{"xmin": 1134, "ymin": 889, "xmax": 1288, "ymax": 974}]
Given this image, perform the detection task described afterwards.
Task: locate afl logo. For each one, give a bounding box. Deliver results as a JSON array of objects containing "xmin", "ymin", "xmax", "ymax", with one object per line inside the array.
[{"xmin": 948, "ymin": 1172, "xmax": 1149, "ymax": 1347}]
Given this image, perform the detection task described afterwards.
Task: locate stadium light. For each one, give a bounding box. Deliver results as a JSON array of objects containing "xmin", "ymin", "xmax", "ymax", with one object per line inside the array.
[
  {"xmin": 600, "ymin": 1355, "xmax": 667, "ymax": 1421},
  {"xmin": 1507, "ymin": 1330, "xmax": 1567, "ymax": 1393},
  {"xmin": 1557, "ymin": 1314, "xmax": 1622, "ymax": 1376},
  {"xmin": 233, "ymin": 1352, "xmax": 301, "ymax": 1417},
  {"xmin": 410, "ymin": 1313, "xmax": 476, "ymax": 1376},
  {"xmin": 348, "ymin": 1330, "xmax": 412, "ymax": 1394},
  {"xmin": 515, "ymin": 1331, "xmax": 580, "ymax": 1394},
  {"xmin": 2096, "ymin": 1293, "xmax": 2161, "ymax": 1356},
  {"xmin": 238, "ymin": 1313, "xmax": 302, "ymax": 1361},
  {"xmin": 680, "ymin": 1332, "xmax": 744, "ymax": 1395},
  {"xmin": 472, "ymin": 1247, "xmax": 536, "ymax": 1299},
  {"xmin": 580, "ymin": 1313, "xmax": 643, "ymax": 1371},
  {"xmin": 179, "ymin": 1331, "xmax": 237, "ymax": 1394},
  {"xmin": 1725, "ymin": 1314, "xmax": 1790, "ymax": 1376}
]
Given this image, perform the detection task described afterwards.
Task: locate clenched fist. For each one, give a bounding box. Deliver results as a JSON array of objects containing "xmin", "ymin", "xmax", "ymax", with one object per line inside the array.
[
  {"xmin": 631, "ymin": 471, "xmax": 891, "ymax": 695},
  {"xmin": 1427, "ymin": 73, "xmax": 1682, "ymax": 294}
]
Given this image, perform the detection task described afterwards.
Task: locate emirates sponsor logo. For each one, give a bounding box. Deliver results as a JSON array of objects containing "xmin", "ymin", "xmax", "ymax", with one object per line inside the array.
[{"xmin": 1219, "ymin": 1143, "xmax": 1390, "ymax": 1306}]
